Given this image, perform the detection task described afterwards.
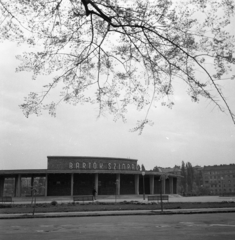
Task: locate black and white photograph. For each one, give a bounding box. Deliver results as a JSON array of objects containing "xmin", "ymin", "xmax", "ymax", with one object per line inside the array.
[{"xmin": 0, "ymin": 0, "xmax": 235, "ymax": 239}]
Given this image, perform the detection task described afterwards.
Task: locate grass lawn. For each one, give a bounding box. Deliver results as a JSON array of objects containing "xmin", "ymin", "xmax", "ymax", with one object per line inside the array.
[{"xmin": 1, "ymin": 201, "xmax": 235, "ymax": 214}]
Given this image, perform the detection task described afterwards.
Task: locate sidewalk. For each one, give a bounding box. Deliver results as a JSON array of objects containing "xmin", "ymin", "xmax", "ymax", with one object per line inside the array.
[
  {"xmin": 1, "ymin": 207, "xmax": 235, "ymax": 219},
  {"xmin": 7, "ymin": 194, "xmax": 235, "ymax": 204}
]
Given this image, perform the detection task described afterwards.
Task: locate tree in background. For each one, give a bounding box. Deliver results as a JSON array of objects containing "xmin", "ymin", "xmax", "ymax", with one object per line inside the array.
[
  {"xmin": 152, "ymin": 162, "xmax": 208, "ymax": 196},
  {"xmin": 197, "ymin": 185, "xmax": 210, "ymax": 196},
  {"xmin": 0, "ymin": 0, "xmax": 234, "ymax": 133},
  {"xmin": 152, "ymin": 166, "xmax": 161, "ymax": 172},
  {"xmin": 186, "ymin": 162, "xmax": 194, "ymax": 193},
  {"xmin": 141, "ymin": 164, "xmax": 146, "ymax": 171},
  {"xmin": 181, "ymin": 161, "xmax": 187, "ymax": 195},
  {"xmin": 179, "ymin": 162, "xmax": 209, "ymax": 196}
]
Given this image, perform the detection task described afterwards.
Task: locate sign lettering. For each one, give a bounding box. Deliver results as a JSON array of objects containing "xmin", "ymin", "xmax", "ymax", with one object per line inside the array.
[{"xmin": 68, "ymin": 161, "xmax": 140, "ymax": 171}]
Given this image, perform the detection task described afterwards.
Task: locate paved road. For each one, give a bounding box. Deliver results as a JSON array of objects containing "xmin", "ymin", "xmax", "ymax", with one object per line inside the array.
[{"xmin": 1, "ymin": 213, "xmax": 235, "ymax": 240}]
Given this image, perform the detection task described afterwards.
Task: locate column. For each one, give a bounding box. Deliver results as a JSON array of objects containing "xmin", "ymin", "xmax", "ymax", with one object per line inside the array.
[
  {"xmin": 162, "ymin": 177, "xmax": 166, "ymax": 194},
  {"xmin": 150, "ymin": 175, "xmax": 154, "ymax": 195},
  {"xmin": 175, "ymin": 177, "xmax": 178, "ymax": 194},
  {"xmin": 71, "ymin": 173, "xmax": 74, "ymax": 196},
  {"xmin": 31, "ymin": 175, "xmax": 35, "ymax": 196},
  {"xmin": 169, "ymin": 177, "xmax": 173, "ymax": 194},
  {"xmin": 0, "ymin": 177, "xmax": 4, "ymax": 197},
  {"xmin": 15, "ymin": 174, "xmax": 21, "ymax": 197},
  {"xmin": 95, "ymin": 173, "xmax": 98, "ymax": 195},
  {"xmin": 135, "ymin": 175, "xmax": 139, "ymax": 195},
  {"xmin": 44, "ymin": 174, "xmax": 48, "ymax": 197},
  {"xmin": 14, "ymin": 176, "xmax": 17, "ymax": 197},
  {"xmin": 116, "ymin": 174, "xmax": 120, "ymax": 195}
]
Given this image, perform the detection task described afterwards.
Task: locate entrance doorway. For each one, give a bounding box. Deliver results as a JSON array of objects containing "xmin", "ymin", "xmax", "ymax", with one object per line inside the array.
[
  {"xmin": 73, "ymin": 173, "xmax": 95, "ymax": 195},
  {"xmin": 98, "ymin": 174, "xmax": 116, "ymax": 195}
]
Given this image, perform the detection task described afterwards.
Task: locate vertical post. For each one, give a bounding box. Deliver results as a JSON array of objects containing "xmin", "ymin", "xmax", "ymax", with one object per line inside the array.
[
  {"xmin": 170, "ymin": 177, "xmax": 173, "ymax": 194},
  {"xmin": 31, "ymin": 175, "xmax": 34, "ymax": 196},
  {"xmin": 71, "ymin": 173, "xmax": 74, "ymax": 196},
  {"xmin": 162, "ymin": 176, "xmax": 166, "ymax": 194},
  {"xmin": 142, "ymin": 172, "xmax": 145, "ymax": 200},
  {"xmin": 95, "ymin": 173, "xmax": 98, "ymax": 196},
  {"xmin": 115, "ymin": 174, "xmax": 120, "ymax": 203},
  {"xmin": 15, "ymin": 174, "xmax": 21, "ymax": 197},
  {"xmin": 175, "ymin": 177, "xmax": 178, "ymax": 194},
  {"xmin": 0, "ymin": 177, "xmax": 4, "ymax": 197},
  {"xmin": 160, "ymin": 177, "xmax": 163, "ymax": 212},
  {"xmin": 135, "ymin": 175, "xmax": 139, "ymax": 195},
  {"xmin": 159, "ymin": 175, "xmax": 166, "ymax": 212},
  {"xmin": 150, "ymin": 175, "xmax": 154, "ymax": 195},
  {"xmin": 14, "ymin": 176, "xmax": 17, "ymax": 197},
  {"xmin": 44, "ymin": 174, "xmax": 48, "ymax": 197},
  {"xmin": 116, "ymin": 174, "xmax": 120, "ymax": 195}
]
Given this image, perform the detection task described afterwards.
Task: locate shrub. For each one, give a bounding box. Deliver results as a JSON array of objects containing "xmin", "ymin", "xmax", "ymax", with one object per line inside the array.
[
  {"xmin": 51, "ymin": 200, "xmax": 58, "ymax": 206},
  {"xmin": 0, "ymin": 204, "xmax": 12, "ymax": 208}
]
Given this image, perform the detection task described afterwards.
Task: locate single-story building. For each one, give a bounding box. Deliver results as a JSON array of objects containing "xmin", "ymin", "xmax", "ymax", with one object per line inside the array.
[{"xmin": 0, "ymin": 156, "xmax": 179, "ymax": 197}]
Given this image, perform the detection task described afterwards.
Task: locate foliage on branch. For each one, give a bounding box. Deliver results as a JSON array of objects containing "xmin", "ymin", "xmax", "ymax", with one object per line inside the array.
[{"xmin": 0, "ymin": 0, "xmax": 235, "ymax": 132}]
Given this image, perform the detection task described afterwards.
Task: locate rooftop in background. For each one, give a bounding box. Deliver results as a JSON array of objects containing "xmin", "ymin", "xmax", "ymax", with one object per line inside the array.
[
  {"xmin": 153, "ymin": 166, "xmax": 181, "ymax": 175},
  {"xmin": 204, "ymin": 164, "xmax": 235, "ymax": 170}
]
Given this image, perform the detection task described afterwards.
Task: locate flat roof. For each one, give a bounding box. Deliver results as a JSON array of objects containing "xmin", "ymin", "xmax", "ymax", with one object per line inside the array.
[
  {"xmin": 47, "ymin": 156, "xmax": 138, "ymax": 161},
  {"xmin": 0, "ymin": 169, "xmax": 178, "ymax": 177}
]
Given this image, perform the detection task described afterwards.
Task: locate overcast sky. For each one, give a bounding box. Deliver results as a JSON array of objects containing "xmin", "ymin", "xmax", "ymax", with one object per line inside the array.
[{"xmin": 1, "ymin": 14, "xmax": 235, "ymax": 171}]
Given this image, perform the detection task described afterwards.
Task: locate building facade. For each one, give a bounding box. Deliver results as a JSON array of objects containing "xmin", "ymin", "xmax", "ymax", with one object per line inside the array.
[
  {"xmin": 202, "ymin": 164, "xmax": 235, "ymax": 195},
  {"xmin": 0, "ymin": 156, "xmax": 179, "ymax": 197},
  {"xmin": 155, "ymin": 166, "xmax": 182, "ymax": 194}
]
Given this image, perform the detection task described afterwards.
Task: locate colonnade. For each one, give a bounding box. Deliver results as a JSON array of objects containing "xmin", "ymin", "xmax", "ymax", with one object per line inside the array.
[{"xmin": 1, "ymin": 173, "xmax": 177, "ymax": 197}]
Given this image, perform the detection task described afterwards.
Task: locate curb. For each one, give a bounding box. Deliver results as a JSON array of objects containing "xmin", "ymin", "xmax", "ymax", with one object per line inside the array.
[{"xmin": 1, "ymin": 209, "xmax": 235, "ymax": 220}]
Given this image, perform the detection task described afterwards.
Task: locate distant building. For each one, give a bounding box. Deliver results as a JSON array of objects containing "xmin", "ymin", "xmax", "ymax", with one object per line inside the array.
[
  {"xmin": 194, "ymin": 165, "xmax": 203, "ymax": 172},
  {"xmin": 153, "ymin": 166, "xmax": 181, "ymax": 194},
  {"xmin": 202, "ymin": 164, "xmax": 235, "ymax": 195},
  {"xmin": 154, "ymin": 166, "xmax": 181, "ymax": 175}
]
